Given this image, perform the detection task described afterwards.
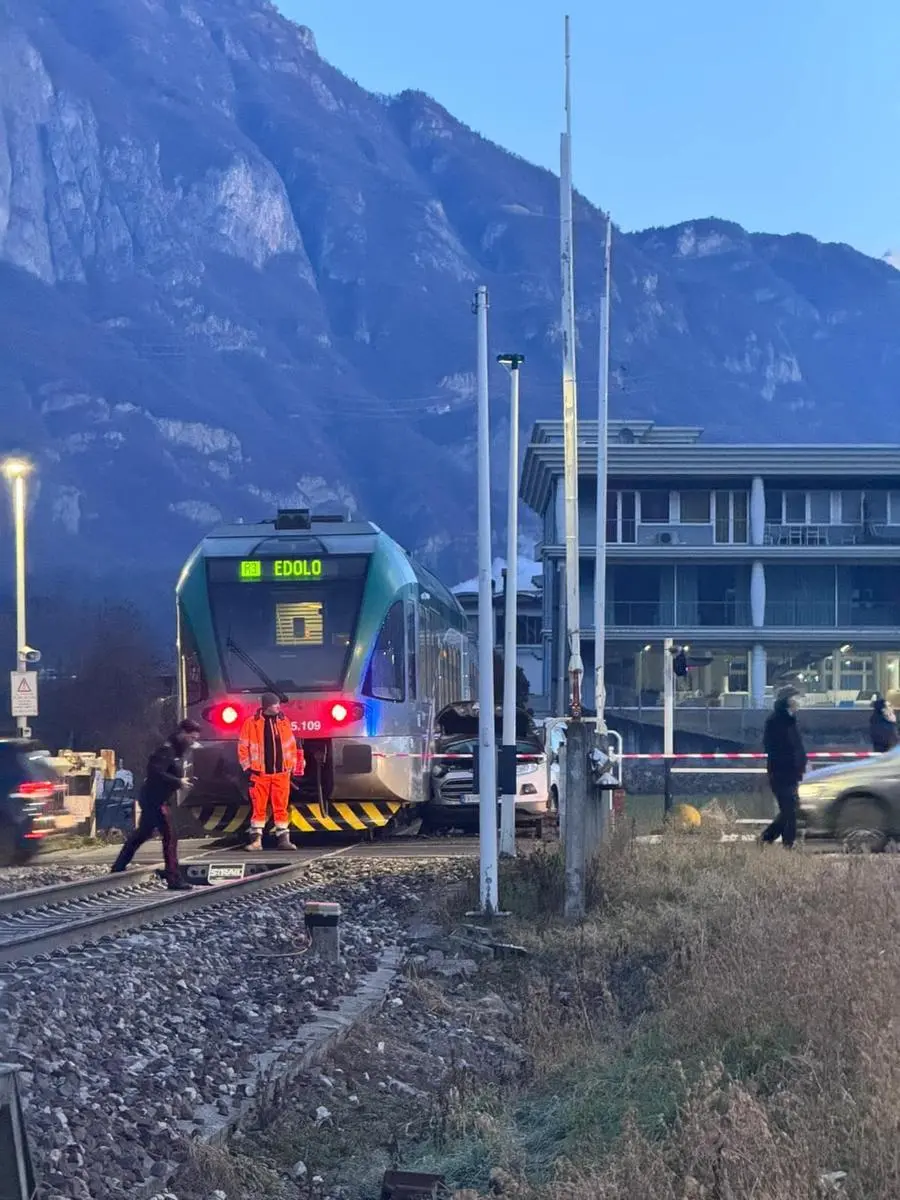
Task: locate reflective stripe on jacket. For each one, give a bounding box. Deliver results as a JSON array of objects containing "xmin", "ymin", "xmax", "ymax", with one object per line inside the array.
[{"xmin": 238, "ymin": 711, "xmax": 300, "ymax": 774}]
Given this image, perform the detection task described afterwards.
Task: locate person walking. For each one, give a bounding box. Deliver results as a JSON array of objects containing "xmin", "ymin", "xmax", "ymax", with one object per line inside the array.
[
  {"xmin": 761, "ymin": 687, "xmax": 807, "ymax": 849},
  {"xmin": 869, "ymin": 696, "xmax": 899, "ymax": 753},
  {"xmin": 111, "ymin": 720, "xmax": 200, "ymax": 889},
  {"xmin": 238, "ymin": 693, "xmax": 303, "ymax": 851}
]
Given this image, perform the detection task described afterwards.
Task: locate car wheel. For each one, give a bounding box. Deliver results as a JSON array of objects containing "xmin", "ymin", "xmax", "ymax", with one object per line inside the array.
[
  {"xmin": 0, "ymin": 819, "xmax": 20, "ymax": 867},
  {"xmin": 835, "ymin": 794, "xmax": 890, "ymax": 853},
  {"xmin": 549, "ymin": 787, "xmax": 559, "ymax": 814}
]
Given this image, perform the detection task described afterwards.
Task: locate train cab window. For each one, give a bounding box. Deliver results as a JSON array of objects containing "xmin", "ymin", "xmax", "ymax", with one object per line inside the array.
[
  {"xmin": 364, "ymin": 602, "xmax": 406, "ymax": 701},
  {"xmin": 178, "ymin": 605, "xmax": 208, "ymax": 706},
  {"xmin": 406, "ymin": 604, "xmax": 417, "ymax": 700}
]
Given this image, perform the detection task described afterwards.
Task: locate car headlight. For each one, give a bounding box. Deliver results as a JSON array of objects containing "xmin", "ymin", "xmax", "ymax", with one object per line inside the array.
[
  {"xmin": 516, "ymin": 761, "xmax": 540, "ymax": 776},
  {"xmin": 798, "ymin": 781, "xmax": 834, "ymax": 803}
]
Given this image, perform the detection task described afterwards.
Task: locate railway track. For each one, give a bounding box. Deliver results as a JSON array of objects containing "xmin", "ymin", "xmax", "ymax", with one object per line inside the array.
[{"xmin": 0, "ymin": 849, "xmax": 351, "ymax": 965}]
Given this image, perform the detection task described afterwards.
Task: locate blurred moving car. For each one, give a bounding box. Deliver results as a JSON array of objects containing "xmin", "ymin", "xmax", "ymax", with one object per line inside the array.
[
  {"xmin": 798, "ymin": 748, "xmax": 900, "ymax": 850},
  {"xmin": 0, "ymin": 739, "xmax": 62, "ymax": 865},
  {"xmin": 426, "ymin": 702, "xmax": 554, "ymax": 831}
]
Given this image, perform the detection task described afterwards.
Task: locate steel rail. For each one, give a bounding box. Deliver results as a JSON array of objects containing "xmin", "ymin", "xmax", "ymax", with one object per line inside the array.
[
  {"xmin": 0, "ymin": 868, "xmax": 163, "ymax": 918},
  {"xmin": 0, "ymin": 850, "xmax": 350, "ymax": 965}
]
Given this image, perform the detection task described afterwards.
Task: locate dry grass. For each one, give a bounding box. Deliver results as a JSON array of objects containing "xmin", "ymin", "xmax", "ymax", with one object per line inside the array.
[{"xmin": 444, "ymin": 836, "xmax": 900, "ymax": 1199}]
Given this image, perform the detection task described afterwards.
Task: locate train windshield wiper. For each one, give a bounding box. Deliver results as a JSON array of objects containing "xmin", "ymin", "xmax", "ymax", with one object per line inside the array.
[{"xmin": 225, "ymin": 637, "xmax": 288, "ymax": 703}]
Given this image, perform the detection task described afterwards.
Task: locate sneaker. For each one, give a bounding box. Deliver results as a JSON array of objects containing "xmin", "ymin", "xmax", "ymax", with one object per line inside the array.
[
  {"xmin": 247, "ymin": 833, "xmax": 263, "ymax": 852},
  {"xmin": 275, "ymin": 831, "xmax": 296, "ymax": 851},
  {"xmin": 167, "ymin": 880, "xmax": 192, "ymax": 892}
]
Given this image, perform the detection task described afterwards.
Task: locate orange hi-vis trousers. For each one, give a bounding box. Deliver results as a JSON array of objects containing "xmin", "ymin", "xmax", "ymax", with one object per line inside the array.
[{"xmin": 249, "ymin": 773, "xmax": 292, "ymax": 832}]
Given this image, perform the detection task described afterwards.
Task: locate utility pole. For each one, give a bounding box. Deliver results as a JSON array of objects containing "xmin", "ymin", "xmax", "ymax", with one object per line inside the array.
[
  {"xmin": 560, "ymin": 13, "xmax": 582, "ymax": 717},
  {"xmin": 663, "ymin": 637, "xmax": 674, "ymax": 814},
  {"xmin": 3, "ymin": 459, "xmax": 33, "ymax": 738},
  {"xmin": 498, "ymin": 353, "xmax": 524, "ymax": 858},
  {"xmin": 474, "ymin": 287, "xmax": 499, "ymax": 913},
  {"xmin": 594, "ymin": 216, "xmax": 611, "ymax": 730},
  {"xmin": 560, "ymin": 15, "xmax": 586, "ymax": 921}
]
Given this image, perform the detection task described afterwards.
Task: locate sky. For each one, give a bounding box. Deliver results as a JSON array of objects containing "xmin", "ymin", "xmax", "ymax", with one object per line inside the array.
[{"xmin": 277, "ymin": 0, "xmax": 898, "ymax": 258}]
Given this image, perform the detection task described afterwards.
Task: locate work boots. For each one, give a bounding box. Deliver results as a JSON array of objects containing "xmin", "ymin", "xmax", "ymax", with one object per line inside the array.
[
  {"xmin": 275, "ymin": 830, "xmax": 296, "ymax": 851},
  {"xmin": 247, "ymin": 831, "xmax": 263, "ymax": 852}
]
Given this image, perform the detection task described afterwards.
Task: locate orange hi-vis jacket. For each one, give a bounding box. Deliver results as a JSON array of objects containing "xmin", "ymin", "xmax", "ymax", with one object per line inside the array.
[{"xmin": 237, "ymin": 711, "xmax": 302, "ymax": 776}]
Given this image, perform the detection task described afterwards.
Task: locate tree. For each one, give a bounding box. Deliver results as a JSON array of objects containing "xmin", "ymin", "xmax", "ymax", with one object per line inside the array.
[
  {"xmin": 493, "ymin": 650, "xmax": 530, "ymax": 708},
  {"xmin": 38, "ymin": 601, "xmax": 170, "ymax": 774}
]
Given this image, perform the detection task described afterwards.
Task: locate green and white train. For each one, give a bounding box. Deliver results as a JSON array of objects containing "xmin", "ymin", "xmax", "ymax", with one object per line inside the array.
[{"xmin": 175, "ymin": 510, "xmax": 472, "ymax": 836}]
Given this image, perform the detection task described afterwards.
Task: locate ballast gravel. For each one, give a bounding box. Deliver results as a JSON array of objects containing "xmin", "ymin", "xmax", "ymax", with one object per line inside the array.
[
  {"xmin": 0, "ymin": 863, "xmax": 113, "ymax": 894},
  {"xmin": 0, "ymin": 855, "xmax": 470, "ymax": 1200}
]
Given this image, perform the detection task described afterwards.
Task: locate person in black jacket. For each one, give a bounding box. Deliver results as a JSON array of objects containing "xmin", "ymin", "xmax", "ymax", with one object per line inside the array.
[
  {"xmin": 869, "ymin": 696, "xmax": 899, "ymax": 753},
  {"xmin": 111, "ymin": 721, "xmax": 200, "ymax": 889},
  {"xmin": 761, "ymin": 687, "xmax": 807, "ymax": 849}
]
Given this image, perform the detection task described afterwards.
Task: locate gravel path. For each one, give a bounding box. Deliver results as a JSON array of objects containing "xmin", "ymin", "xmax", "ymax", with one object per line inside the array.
[{"xmin": 1, "ymin": 857, "xmax": 470, "ymax": 1200}]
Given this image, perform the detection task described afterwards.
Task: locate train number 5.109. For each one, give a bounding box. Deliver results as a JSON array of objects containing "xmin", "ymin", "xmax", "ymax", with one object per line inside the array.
[{"xmin": 292, "ymin": 720, "xmax": 322, "ymax": 733}]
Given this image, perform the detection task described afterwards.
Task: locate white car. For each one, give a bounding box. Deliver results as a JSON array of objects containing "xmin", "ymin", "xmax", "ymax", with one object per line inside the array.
[{"xmin": 426, "ymin": 702, "xmax": 555, "ymax": 831}]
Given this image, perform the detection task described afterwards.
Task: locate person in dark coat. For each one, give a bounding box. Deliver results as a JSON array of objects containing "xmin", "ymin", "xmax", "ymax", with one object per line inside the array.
[
  {"xmin": 111, "ymin": 721, "xmax": 200, "ymax": 888},
  {"xmin": 761, "ymin": 687, "xmax": 807, "ymax": 849},
  {"xmin": 869, "ymin": 696, "xmax": 899, "ymax": 753}
]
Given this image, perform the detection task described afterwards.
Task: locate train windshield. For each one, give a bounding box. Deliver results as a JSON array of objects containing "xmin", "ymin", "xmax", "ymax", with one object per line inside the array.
[{"xmin": 206, "ymin": 555, "xmax": 369, "ymax": 693}]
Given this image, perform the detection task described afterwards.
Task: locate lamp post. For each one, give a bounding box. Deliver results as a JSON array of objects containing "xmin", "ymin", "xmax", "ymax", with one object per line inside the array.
[
  {"xmin": 2, "ymin": 459, "xmax": 32, "ymax": 736},
  {"xmin": 497, "ymin": 353, "xmax": 524, "ymax": 859}
]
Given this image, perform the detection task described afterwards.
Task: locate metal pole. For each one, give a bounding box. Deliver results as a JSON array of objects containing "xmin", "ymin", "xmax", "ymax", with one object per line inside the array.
[
  {"xmin": 594, "ymin": 216, "xmax": 611, "ymax": 729},
  {"xmin": 563, "ymin": 717, "xmax": 587, "ymax": 920},
  {"xmin": 13, "ymin": 473, "xmax": 27, "ymax": 737},
  {"xmin": 663, "ymin": 637, "xmax": 674, "ymax": 756},
  {"xmin": 663, "ymin": 637, "xmax": 674, "ymax": 814},
  {"xmin": 498, "ymin": 354, "xmax": 524, "ymax": 858},
  {"xmin": 474, "ymin": 287, "xmax": 499, "ymax": 914},
  {"xmin": 560, "ymin": 13, "xmax": 582, "ymax": 717}
]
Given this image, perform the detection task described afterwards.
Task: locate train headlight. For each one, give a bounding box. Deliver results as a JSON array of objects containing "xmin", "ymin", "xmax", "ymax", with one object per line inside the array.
[
  {"xmin": 220, "ymin": 705, "xmax": 240, "ymax": 727},
  {"xmin": 331, "ymin": 703, "xmax": 349, "ymax": 723}
]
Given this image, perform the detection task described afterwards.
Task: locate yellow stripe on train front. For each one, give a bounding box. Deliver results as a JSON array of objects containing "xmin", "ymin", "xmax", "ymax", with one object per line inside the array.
[
  {"xmin": 307, "ymin": 804, "xmax": 342, "ymax": 832},
  {"xmin": 332, "ymin": 803, "xmax": 366, "ymax": 830},
  {"xmin": 290, "ymin": 807, "xmax": 316, "ymax": 833},
  {"xmin": 360, "ymin": 801, "xmax": 391, "ymax": 827},
  {"xmin": 203, "ymin": 806, "xmax": 227, "ymax": 831},
  {"xmin": 224, "ymin": 808, "xmax": 250, "ymax": 834}
]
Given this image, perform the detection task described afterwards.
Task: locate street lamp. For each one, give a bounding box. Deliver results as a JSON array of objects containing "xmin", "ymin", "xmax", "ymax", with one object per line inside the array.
[
  {"xmin": 637, "ymin": 644, "xmax": 652, "ymax": 716},
  {"xmin": 496, "ymin": 353, "xmax": 524, "ymax": 859},
  {"xmin": 2, "ymin": 458, "xmax": 33, "ymax": 737}
]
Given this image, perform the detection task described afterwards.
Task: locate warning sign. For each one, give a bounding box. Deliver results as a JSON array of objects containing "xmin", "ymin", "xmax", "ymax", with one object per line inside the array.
[{"xmin": 10, "ymin": 671, "xmax": 38, "ymax": 718}]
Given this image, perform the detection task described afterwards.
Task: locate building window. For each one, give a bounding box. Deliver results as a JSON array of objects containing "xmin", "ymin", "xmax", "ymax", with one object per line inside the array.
[
  {"xmin": 765, "ymin": 489, "xmax": 783, "ymax": 523},
  {"xmin": 516, "ymin": 615, "xmax": 542, "ymax": 645},
  {"xmin": 888, "ymin": 492, "xmax": 900, "ymax": 525},
  {"xmin": 679, "ymin": 490, "xmax": 711, "ymax": 523},
  {"xmin": 784, "ymin": 491, "xmax": 806, "ymax": 523},
  {"xmin": 640, "ymin": 490, "xmax": 670, "ymax": 523},
  {"xmin": 808, "ymin": 491, "xmax": 831, "ymax": 523},
  {"xmin": 840, "ymin": 490, "xmax": 862, "ymax": 524}
]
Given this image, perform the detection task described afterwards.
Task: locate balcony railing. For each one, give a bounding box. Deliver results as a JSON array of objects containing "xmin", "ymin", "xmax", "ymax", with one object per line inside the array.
[
  {"xmin": 603, "ymin": 600, "xmax": 900, "ymax": 629},
  {"xmin": 764, "ymin": 523, "xmax": 860, "ymax": 547}
]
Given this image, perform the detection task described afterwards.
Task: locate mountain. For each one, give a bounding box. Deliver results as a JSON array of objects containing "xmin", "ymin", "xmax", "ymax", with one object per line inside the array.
[{"xmin": 2, "ymin": 0, "xmax": 900, "ymax": 595}]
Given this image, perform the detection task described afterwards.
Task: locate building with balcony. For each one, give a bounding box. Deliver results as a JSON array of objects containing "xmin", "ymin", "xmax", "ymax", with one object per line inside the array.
[
  {"xmin": 520, "ymin": 420, "xmax": 900, "ymax": 723},
  {"xmin": 452, "ymin": 560, "xmax": 546, "ymax": 710}
]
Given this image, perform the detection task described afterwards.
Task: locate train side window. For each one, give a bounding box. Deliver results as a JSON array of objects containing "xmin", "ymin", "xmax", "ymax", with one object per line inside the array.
[
  {"xmin": 364, "ymin": 602, "xmax": 406, "ymax": 701},
  {"xmin": 406, "ymin": 604, "xmax": 417, "ymax": 700},
  {"xmin": 178, "ymin": 605, "xmax": 208, "ymax": 705}
]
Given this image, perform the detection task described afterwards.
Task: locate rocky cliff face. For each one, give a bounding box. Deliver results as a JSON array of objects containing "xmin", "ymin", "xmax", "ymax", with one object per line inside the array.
[{"xmin": 1, "ymin": 0, "xmax": 900, "ymax": 589}]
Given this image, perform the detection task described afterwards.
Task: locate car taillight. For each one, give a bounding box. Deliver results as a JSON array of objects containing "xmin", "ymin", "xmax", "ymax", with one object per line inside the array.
[{"xmin": 18, "ymin": 782, "xmax": 54, "ymax": 800}]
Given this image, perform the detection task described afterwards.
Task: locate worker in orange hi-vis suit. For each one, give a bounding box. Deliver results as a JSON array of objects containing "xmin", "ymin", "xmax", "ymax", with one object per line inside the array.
[{"xmin": 237, "ymin": 693, "xmax": 303, "ymax": 851}]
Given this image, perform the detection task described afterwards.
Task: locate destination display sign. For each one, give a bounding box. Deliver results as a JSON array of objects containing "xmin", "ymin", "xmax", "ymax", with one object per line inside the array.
[{"xmin": 206, "ymin": 555, "xmax": 369, "ymax": 584}]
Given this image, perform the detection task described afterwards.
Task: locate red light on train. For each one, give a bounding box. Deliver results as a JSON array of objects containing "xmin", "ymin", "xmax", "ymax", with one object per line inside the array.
[
  {"xmin": 331, "ymin": 703, "xmax": 349, "ymax": 723},
  {"xmin": 203, "ymin": 702, "xmax": 244, "ymax": 732}
]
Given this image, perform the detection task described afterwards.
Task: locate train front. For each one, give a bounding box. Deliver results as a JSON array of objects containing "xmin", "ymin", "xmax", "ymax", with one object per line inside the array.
[{"xmin": 174, "ymin": 514, "xmax": 420, "ymax": 839}]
